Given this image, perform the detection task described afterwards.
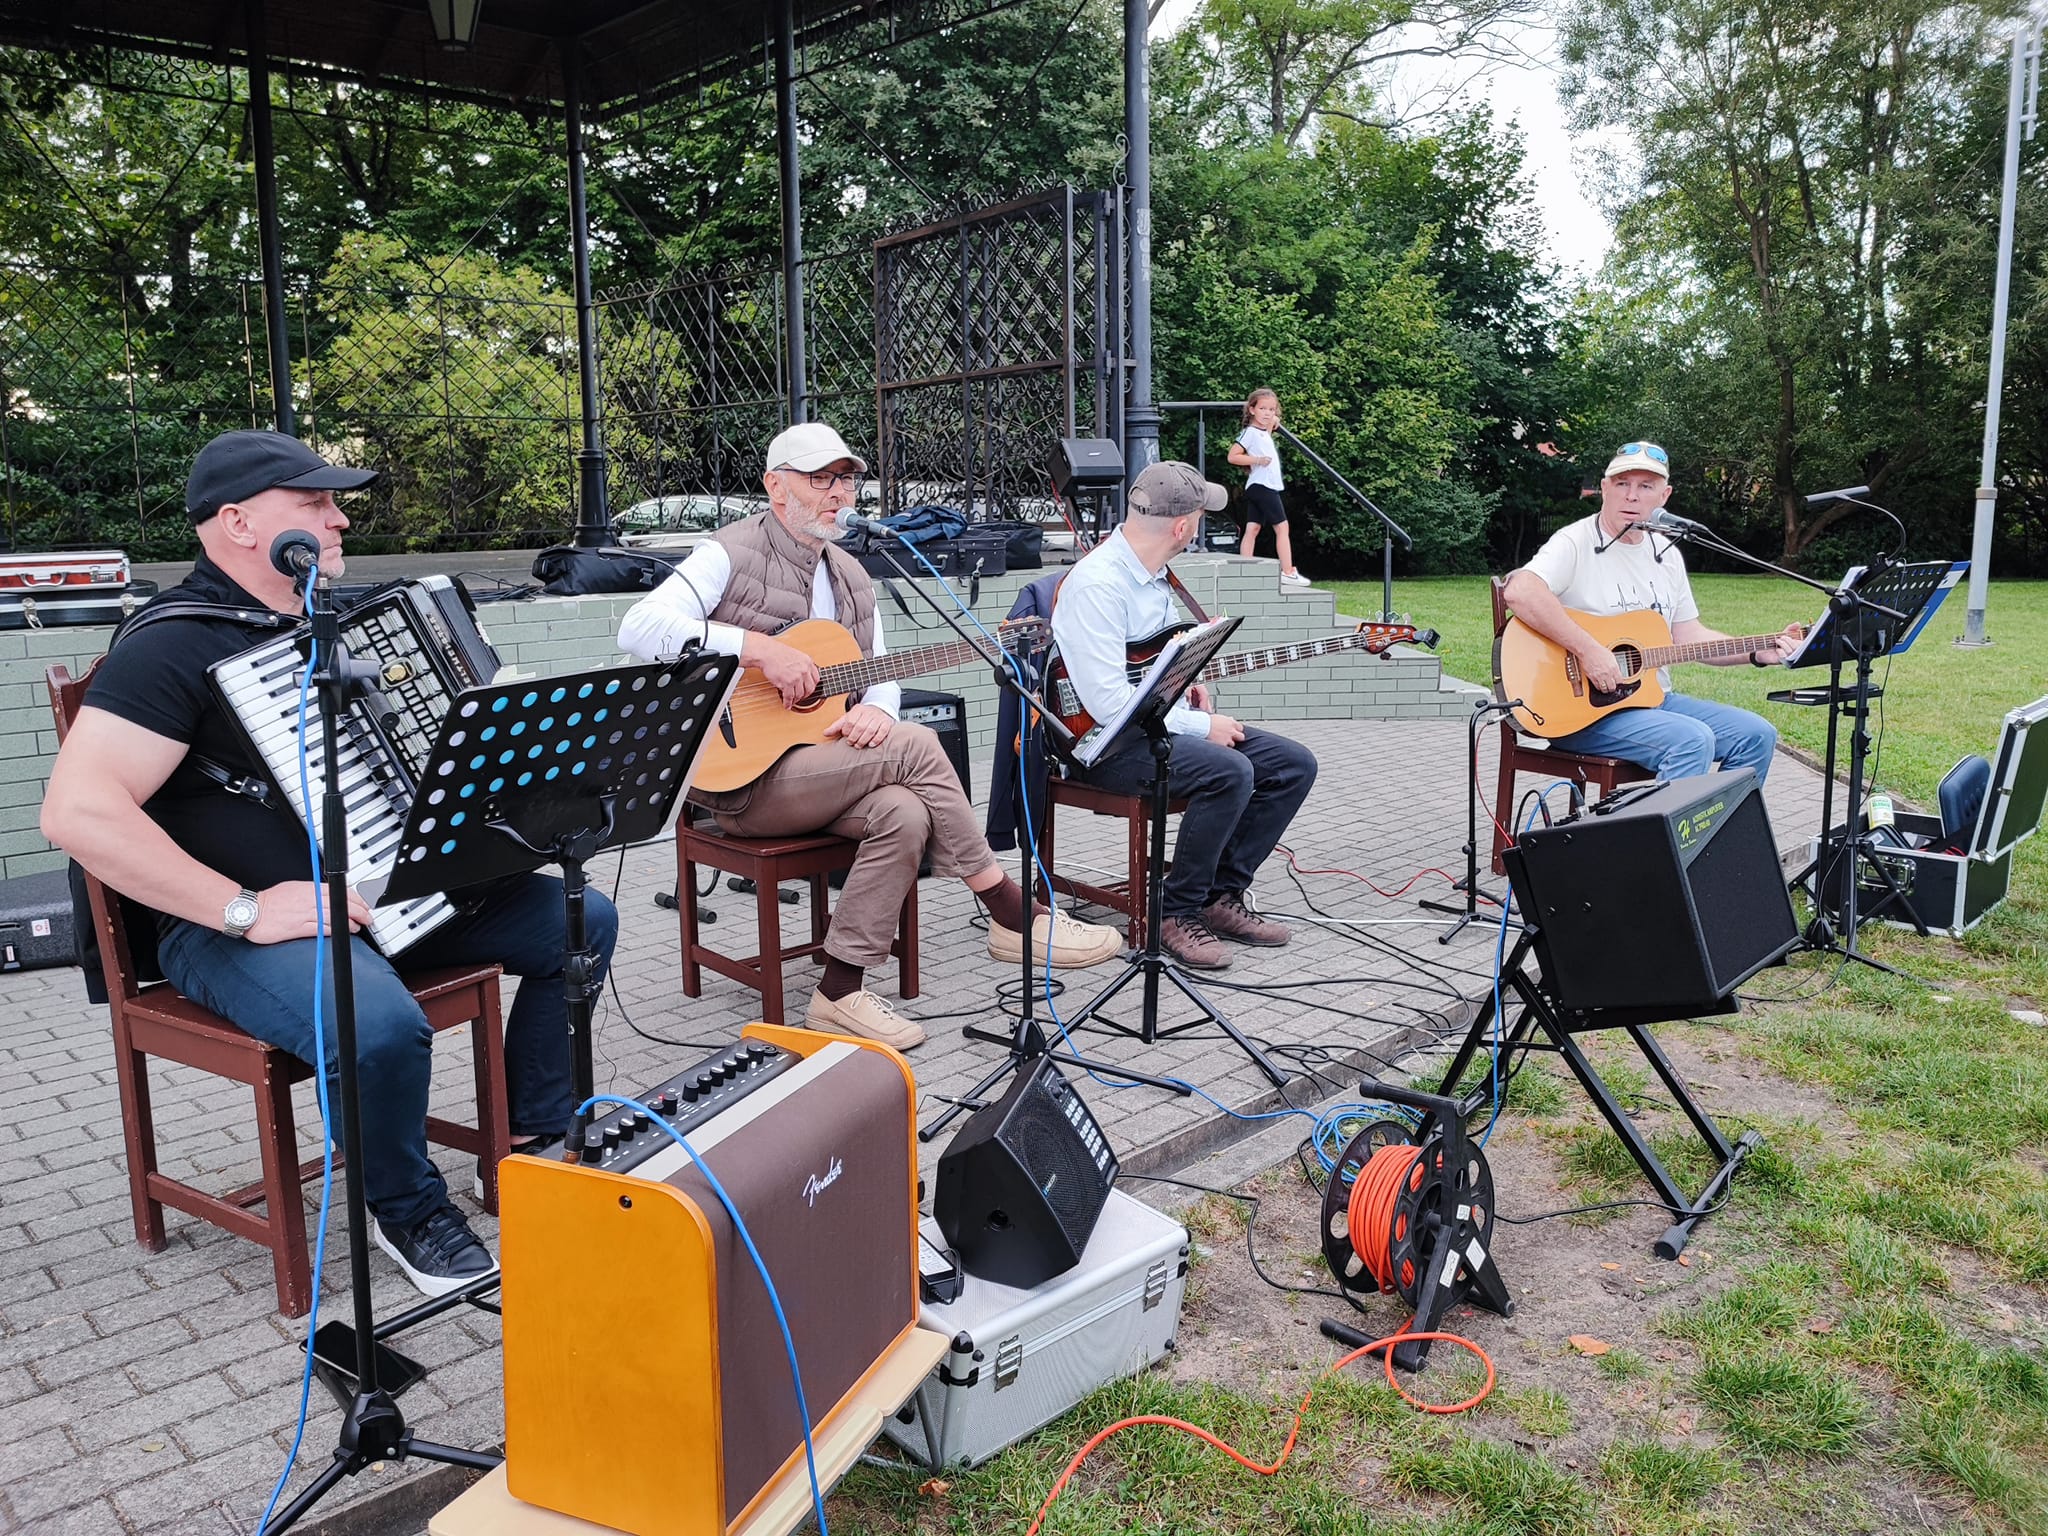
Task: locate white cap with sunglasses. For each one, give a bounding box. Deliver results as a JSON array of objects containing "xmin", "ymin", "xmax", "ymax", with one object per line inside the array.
[
  {"xmin": 1605, "ymin": 441, "xmax": 1670, "ymax": 480},
  {"xmin": 766, "ymin": 422, "xmax": 868, "ymax": 476}
]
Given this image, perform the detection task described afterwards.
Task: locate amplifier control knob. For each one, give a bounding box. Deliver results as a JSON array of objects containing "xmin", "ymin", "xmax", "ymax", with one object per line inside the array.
[
  {"xmin": 680, "ymin": 1082, "xmax": 700, "ymax": 1103},
  {"xmin": 603, "ymin": 1125, "xmax": 623, "ymax": 1152},
  {"xmin": 581, "ymin": 1129, "xmax": 605, "ymax": 1160},
  {"xmin": 653, "ymin": 1092, "xmax": 677, "ymax": 1116},
  {"xmin": 630, "ymin": 1111, "xmax": 651, "ymax": 1135},
  {"xmin": 746, "ymin": 1043, "xmax": 774, "ymax": 1062}
]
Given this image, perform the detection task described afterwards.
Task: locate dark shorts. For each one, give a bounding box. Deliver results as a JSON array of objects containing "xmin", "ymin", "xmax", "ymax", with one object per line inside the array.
[{"xmin": 1240, "ymin": 483, "xmax": 1287, "ymax": 526}]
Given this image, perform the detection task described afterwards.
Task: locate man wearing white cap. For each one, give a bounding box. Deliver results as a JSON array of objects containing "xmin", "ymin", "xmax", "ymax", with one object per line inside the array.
[
  {"xmin": 1501, "ymin": 440, "xmax": 1804, "ymax": 783},
  {"xmin": 1051, "ymin": 462, "xmax": 1319, "ymax": 973},
  {"xmin": 619, "ymin": 422, "xmax": 1120, "ymax": 1050}
]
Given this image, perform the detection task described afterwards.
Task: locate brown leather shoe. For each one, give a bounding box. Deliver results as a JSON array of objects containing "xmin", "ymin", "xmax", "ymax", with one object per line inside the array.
[
  {"xmin": 1201, "ymin": 892, "xmax": 1291, "ymax": 946},
  {"xmin": 804, "ymin": 988, "xmax": 926, "ymax": 1051},
  {"xmin": 1159, "ymin": 915, "xmax": 1232, "ymax": 970}
]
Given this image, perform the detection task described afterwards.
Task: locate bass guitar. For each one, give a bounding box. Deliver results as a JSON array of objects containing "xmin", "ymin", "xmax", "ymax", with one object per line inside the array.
[
  {"xmin": 1043, "ymin": 619, "xmax": 1437, "ymax": 740},
  {"xmin": 692, "ymin": 616, "xmax": 1046, "ymax": 793},
  {"xmin": 1494, "ymin": 607, "xmax": 1797, "ymax": 738}
]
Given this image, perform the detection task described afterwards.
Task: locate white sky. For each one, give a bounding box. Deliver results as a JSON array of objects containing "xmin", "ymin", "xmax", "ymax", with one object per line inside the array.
[{"xmin": 1150, "ymin": 5, "xmax": 1617, "ymax": 279}]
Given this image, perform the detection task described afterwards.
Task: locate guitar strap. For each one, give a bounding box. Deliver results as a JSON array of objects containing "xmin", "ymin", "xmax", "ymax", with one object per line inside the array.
[{"xmin": 1165, "ymin": 568, "xmax": 1211, "ymax": 623}]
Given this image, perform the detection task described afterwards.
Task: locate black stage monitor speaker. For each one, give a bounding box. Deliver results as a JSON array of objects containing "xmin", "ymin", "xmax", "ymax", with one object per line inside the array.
[
  {"xmin": 1051, "ymin": 437, "xmax": 1124, "ymax": 498},
  {"xmin": 1505, "ymin": 769, "xmax": 1797, "ymax": 1016},
  {"xmin": 934, "ymin": 1056, "xmax": 1118, "ymax": 1288}
]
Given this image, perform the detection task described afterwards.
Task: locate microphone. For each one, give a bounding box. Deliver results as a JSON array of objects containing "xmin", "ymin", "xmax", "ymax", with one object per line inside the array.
[
  {"xmin": 833, "ymin": 507, "xmax": 892, "ymax": 538},
  {"xmin": 1804, "ymin": 484, "xmax": 1871, "ymax": 505},
  {"xmin": 1644, "ymin": 509, "xmax": 1710, "ymax": 536},
  {"xmin": 269, "ymin": 529, "xmax": 323, "ymax": 589}
]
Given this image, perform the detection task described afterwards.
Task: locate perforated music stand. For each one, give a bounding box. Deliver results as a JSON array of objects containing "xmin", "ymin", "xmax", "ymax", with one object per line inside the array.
[
  {"xmin": 383, "ymin": 651, "xmax": 741, "ymax": 1112},
  {"xmin": 1060, "ymin": 617, "xmax": 1289, "ymax": 1088}
]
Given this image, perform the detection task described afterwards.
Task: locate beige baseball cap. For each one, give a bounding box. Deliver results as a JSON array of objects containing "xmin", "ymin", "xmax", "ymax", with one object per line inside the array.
[
  {"xmin": 766, "ymin": 421, "xmax": 868, "ymax": 475},
  {"xmin": 1127, "ymin": 460, "xmax": 1229, "ymax": 518},
  {"xmin": 1604, "ymin": 441, "xmax": 1671, "ymax": 480}
]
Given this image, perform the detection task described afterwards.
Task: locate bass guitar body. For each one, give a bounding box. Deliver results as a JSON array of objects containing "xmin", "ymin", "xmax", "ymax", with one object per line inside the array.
[
  {"xmin": 1495, "ymin": 608, "xmax": 1672, "ymax": 738},
  {"xmin": 690, "ymin": 618, "xmax": 866, "ymax": 794}
]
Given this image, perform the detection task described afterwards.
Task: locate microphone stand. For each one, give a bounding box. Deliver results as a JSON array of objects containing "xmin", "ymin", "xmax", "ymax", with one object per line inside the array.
[
  {"xmin": 1643, "ymin": 521, "xmax": 1916, "ymax": 980},
  {"xmin": 836, "ymin": 528, "xmax": 1191, "ymax": 1145},
  {"xmin": 262, "ymin": 566, "xmax": 498, "ymax": 1533},
  {"xmin": 1417, "ymin": 696, "xmax": 1520, "ymax": 942}
]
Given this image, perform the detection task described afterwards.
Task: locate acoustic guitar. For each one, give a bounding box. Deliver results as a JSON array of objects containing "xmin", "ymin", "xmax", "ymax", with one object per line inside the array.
[
  {"xmin": 1042, "ymin": 619, "xmax": 1437, "ymax": 740},
  {"xmin": 691, "ymin": 616, "xmax": 1046, "ymax": 793},
  {"xmin": 1494, "ymin": 607, "xmax": 1796, "ymax": 738}
]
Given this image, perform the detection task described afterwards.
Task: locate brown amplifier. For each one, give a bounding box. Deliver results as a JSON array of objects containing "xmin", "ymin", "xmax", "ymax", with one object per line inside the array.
[{"xmin": 499, "ymin": 1024, "xmax": 918, "ymax": 1535}]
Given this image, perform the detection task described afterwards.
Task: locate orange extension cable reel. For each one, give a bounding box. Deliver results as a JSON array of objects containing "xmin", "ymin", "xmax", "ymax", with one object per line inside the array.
[
  {"xmin": 497, "ymin": 1023, "xmax": 920, "ymax": 1535},
  {"xmin": 1319, "ymin": 1080, "xmax": 1514, "ymax": 1373}
]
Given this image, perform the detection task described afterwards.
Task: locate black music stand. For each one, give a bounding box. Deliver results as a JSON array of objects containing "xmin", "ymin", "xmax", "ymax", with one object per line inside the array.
[
  {"xmin": 261, "ymin": 649, "xmax": 738, "ymax": 1535},
  {"xmin": 1058, "ymin": 618, "xmax": 1289, "ymax": 1088},
  {"xmin": 385, "ymin": 653, "xmax": 741, "ymax": 1111},
  {"xmin": 1776, "ymin": 560, "xmax": 1955, "ymax": 973}
]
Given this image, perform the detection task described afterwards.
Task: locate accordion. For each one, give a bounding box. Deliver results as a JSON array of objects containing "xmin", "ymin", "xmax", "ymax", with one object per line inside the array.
[{"xmin": 208, "ymin": 576, "xmax": 500, "ymax": 955}]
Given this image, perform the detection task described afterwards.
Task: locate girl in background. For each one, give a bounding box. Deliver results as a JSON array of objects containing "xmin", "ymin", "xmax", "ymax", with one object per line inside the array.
[{"xmin": 1227, "ymin": 388, "xmax": 1307, "ymax": 587}]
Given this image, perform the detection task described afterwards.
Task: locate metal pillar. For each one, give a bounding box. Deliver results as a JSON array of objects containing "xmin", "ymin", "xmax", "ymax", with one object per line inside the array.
[
  {"xmin": 562, "ymin": 42, "xmax": 611, "ymax": 548},
  {"xmin": 245, "ymin": 1, "xmax": 293, "ymax": 434},
  {"xmin": 1961, "ymin": 22, "xmax": 2041, "ymax": 647},
  {"xmin": 1121, "ymin": 0, "xmax": 1158, "ymax": 471},
  {"xmin": 776, "ymin": 0, "xmax": 808, "ymax": 424}
]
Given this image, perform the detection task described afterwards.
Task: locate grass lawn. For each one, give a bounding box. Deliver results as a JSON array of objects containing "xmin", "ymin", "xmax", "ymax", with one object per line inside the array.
[{"xmin": 825, "ymin": 575, "xmax": 2047, "ymax": 1536}]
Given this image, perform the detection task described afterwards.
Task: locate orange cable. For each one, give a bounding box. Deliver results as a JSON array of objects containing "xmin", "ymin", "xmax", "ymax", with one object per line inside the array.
[{"xmin": 1023, "ymin": 1143, "xmax": 1496, "ymax": 1534}]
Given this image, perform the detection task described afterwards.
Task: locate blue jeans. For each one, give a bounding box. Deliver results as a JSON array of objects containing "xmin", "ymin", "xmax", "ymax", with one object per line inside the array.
[
  {"xmin": 1549, "ymin": 693, "xmax": 1778, "ymax": 784},
  {"xmin": 158, "ymin": 874, "xmax": 619, "ymax": 1232},
  {"xmin": 1077, "ymin": 727, "xmax": 1318, "ymax": 919}
]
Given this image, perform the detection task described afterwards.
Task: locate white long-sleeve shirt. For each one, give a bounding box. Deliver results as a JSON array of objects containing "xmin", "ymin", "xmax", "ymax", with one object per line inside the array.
[
  {"xmin": 1048, "ymin": 528, "xmax": 1209, "ymax": 739},
  {"xmin": 616, "ymin": 542, "xmax": 902, "ymax": 719}
]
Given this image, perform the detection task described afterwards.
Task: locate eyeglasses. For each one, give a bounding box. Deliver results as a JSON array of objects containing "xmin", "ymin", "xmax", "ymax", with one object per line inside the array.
[
  {"xmin": 1617, "ymin": 442, "xmax": 1669, "ymax": 464},
  {"xmin": 778, "ymin": 467, "xmax": 864, "ymax": 492}
]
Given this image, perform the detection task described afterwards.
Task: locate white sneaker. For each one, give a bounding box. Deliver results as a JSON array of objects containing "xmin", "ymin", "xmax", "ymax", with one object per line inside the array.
[
  {"xmin": 988, "ymin": 908, "xmax": 1123, "ymax": 968},
  {"xmin": 1280, "ymin": 570, "xmax": 1312, "ymax": 588},
  {"xmin": 805, "ymin": 988, "xmax": 927, "ymax": 1051}
]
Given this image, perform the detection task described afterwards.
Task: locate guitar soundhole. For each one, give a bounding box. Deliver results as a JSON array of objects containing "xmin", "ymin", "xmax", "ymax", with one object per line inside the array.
[{"xmin": 1589, "ymin": 646, "xmax": 1645, "ymax": 708}]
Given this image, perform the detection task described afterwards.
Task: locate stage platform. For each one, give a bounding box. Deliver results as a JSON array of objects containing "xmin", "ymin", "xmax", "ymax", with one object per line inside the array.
[{"xmin": 0, "ymin": 712, "xmax": 1826, "ymax": 1536}]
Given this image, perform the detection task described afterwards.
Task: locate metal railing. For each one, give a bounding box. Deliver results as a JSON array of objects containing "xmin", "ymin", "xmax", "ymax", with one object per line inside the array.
[{"xmin": 1161, "ymin": 401, "xmax": 1412, "ymax": 622}]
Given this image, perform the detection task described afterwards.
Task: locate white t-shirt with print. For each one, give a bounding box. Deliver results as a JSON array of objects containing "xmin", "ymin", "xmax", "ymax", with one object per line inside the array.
[
  {"xmin": 1519, "ymin": 513, "xmax": 1699, "ymax": 688},
  {"xmin": 1236, "ymin": 426, "xmax": 1284, "ymax": 491}
]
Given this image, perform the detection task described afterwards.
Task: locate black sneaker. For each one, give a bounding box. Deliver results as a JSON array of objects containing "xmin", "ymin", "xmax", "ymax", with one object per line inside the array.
[
  {"xmin": 373, "ymin": 1203, "xmax": 498, "ymax": 1299},
  {"xmin": 473, "ymin": 1133, "xmax": 566, "ymax": 1202}
]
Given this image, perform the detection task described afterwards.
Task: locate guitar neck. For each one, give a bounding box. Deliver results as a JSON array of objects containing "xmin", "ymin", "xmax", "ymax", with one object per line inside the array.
[
  {"xmin": 1199, "ymin": 629, "xmax": 1404, "ymax": 682},
  {"xmin": 1634, "ymin": 634, "xmax": 1783, "ymax": 671},
  {"xmin": 816, "ymin": 634, "xmax": 999, "ymax": 694}
]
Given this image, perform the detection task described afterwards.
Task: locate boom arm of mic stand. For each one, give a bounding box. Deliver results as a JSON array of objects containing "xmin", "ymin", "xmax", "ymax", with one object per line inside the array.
[{"xmin": 1658, "ymin": 527, "xmax": 1911, "ymax": 625}]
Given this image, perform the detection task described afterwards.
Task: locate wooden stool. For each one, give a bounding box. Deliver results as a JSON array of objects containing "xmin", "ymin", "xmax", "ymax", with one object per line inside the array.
[
  {"xmin": 676, "ymin": 817, "xmax": 918, "ymax": 1025},
  {"xmin": 1034, "ymin": 775, "xmax": 1189, "ymax": 945}
]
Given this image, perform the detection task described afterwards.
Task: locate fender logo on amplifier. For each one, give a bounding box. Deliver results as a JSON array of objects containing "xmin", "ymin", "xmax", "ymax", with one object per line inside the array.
[{"xmin": 802, "ymin": 1156, "xmax": 844, "ymax": 1207}]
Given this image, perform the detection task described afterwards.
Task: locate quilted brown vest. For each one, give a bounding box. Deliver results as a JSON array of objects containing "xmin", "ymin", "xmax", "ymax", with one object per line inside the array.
[{"xmin": 710, "ymin": 509, "xmax": 877, "ymax": 653}]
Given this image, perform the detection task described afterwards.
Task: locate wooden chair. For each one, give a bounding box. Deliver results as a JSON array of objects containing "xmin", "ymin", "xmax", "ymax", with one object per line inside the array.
[
  {"xmin": 47, "ymin": 662, "xmax": 512, "ymax": 1318},
  {"xmin": 676, "ymin": 813, "xmax": 918, "ymax": 1025},
  {"xmin": 1033, "ymin": 774, "xmax": 1190, "ymax": 946},
  {"xmin": 1490, "ymin": 577, "xmax": 1654, "ymax": 874}
]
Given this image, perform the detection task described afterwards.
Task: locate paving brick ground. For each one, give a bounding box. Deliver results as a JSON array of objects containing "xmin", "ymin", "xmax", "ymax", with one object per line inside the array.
[{"xmin": 0, "ymin": 716, "xmax": 1823, "ymax": 1535}]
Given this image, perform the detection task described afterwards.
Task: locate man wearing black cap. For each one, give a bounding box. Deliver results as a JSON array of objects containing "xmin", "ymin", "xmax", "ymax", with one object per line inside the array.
[
  {"xmin": 1050, "ymin": 462, "xmax": 1319, "ymax": 971},
  {"xmin": 41, "ymin": 430, "xmax": 616, "ymax": 1298}
]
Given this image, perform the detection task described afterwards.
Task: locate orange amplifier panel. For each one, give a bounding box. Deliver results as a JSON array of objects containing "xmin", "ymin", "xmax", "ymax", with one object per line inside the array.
[{"xmin": 501, "ymin": 1025, "xmax": 918, "ymax": 1536}]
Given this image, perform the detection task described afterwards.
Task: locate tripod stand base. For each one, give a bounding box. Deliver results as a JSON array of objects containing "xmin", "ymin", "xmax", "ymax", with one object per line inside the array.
[
  {"xmin": 261, "ymin": 1390, "xmax": 502, "ymax": 1535},
  {"xmin": 1065, "ymin": 949, "xmax": 1288, "ymax": 1088}
]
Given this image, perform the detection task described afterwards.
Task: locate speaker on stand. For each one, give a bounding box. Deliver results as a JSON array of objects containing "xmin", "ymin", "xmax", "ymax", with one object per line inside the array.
[{"xmin": 1435, "ymin": 771, "xmax": 1797, "ymax": 1258}]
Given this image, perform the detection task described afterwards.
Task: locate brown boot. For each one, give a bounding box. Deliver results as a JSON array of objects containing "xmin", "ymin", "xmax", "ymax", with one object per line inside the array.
[
  {"xmin": 1159, "ymin": 915, "xmax": 1232, "ymax": 970},
  {"xmin": 1201, "ymin": 892, "xmax": 1291, "ymax": 947}
]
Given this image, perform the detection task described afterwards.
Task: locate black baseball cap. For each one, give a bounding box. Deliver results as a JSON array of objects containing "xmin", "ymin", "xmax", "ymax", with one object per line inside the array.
[{"xmin": 185, "ymin": 430, "xmax": 377, "ymax": 524}]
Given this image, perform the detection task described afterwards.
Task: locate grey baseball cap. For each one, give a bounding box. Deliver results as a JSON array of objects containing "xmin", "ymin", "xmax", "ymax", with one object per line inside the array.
[{"xmin": 1127, "ymin": 461, "xmax": 1228, "ymax": 518}]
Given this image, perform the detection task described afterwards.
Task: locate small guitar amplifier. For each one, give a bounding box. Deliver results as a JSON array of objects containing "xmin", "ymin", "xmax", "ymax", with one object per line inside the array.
[{"xmin": 500, "ymin": 1024, "xmax": 918, "ymax": 1536}]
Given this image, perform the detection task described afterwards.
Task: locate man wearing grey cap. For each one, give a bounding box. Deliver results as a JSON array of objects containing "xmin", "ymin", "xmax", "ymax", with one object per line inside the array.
[
  {"xmin": 619, "ymin": 422, "xmax": 1120, "ymax": 1050},
  {"xmin": 42, "ymin": 429, "xmax": 616, "ymax": 1300},
  {"xmin": 1049, "ymin": 462, "xmax": 1319, "ymax": 971}
]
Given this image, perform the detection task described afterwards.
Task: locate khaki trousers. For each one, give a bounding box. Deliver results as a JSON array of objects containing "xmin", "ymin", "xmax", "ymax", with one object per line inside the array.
[{"xmin": 713, "ymin": 722, "xmax": 996, "ymax": 967}]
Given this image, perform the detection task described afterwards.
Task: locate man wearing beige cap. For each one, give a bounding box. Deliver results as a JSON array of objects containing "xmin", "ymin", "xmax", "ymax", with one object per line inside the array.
[
  {"xmin": 1502, "ymin": 440, "xmax": 1804, "ymax": 782},
  {"xmin": 619, "ymin": 422, "xmax": 1120, "ymax": 1049},
  {"xmin": 1050, "ymin": 462, "xmax": 1319, "ymax": 972}
]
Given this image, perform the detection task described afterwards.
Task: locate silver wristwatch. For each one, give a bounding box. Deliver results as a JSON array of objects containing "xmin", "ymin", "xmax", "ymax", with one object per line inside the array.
[{"xmin": 222, "ymin": 888, "xmax": 261, "ymax": 940}]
